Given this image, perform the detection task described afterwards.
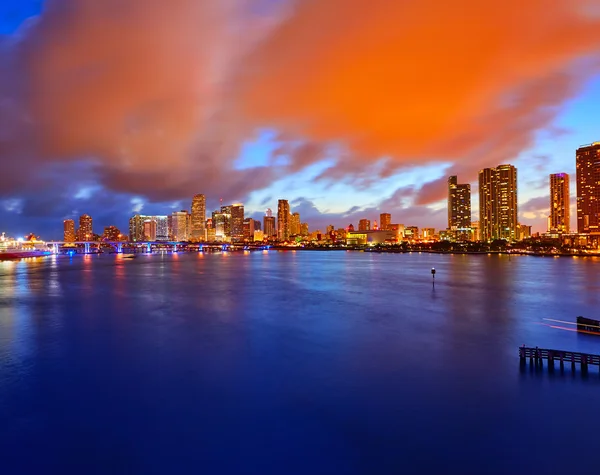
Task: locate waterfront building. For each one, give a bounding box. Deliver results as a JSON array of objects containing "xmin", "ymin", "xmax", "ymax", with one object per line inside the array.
[
  {"xmin": 290, "ymin": 212, "xmax": 301, "ymax": 236},
  {"xmin": 213, "ymin": 207, "xmax": 232, "ymax": 242},
  {"xmin": 471, "ymin": 221, "xmax": 480, "ymax": 241},
  {"xmin": 231, "ymin": 204, "xmax": 245, "ymax": 243},
  {"xmin": 479, "ymin": 164, "xmax": 518, "ymax": 241},
  {"xmin": 549, "ymin": 173, "xmax": 570, "ymax": 234},
  {"xmin": 300, "ymin": 222, "xmax": 309, "ymax": 236},
  {"xmin": 77, "ymin": 214, "xmax": 93, "ymax": 241},
  {"xmin": 346, "ymin": 230, "xmax": 398, "ymax": 246},
  {"xmin": 576, "ymin": 143, "xmax": 600, "ymax": 233},
  {"xmin": 422, "ymin": 228, "xmax": 436, "ymax": 239},
  {"xmin": 129, "ymin": 215, "xmax": 145, "ymax": 242},
  {"xmin": 264, "ymin": 213, "xmax": 276, "ymax": 239},
  {"xmin": 143, "ymin": 219, "xmax": 157, "ymax": 241},
  {"xmin": 63, "ymin": 219, "xmax": 75, "ymax": 242},
  {"xmin": 253, "ymin": 230, "xmax": 264, "ymax": 242},
  {"xmin": 277, "ymin": 200, "xmax": 290, "ymax": 241},
  {"xmin": 404, "ymin": 226, "xmax": 419, "ymax": 239},
  {"xmin": 171, "ymin": 211, "xmax": 189, "ymax": 241},
  {"xmin": 190, "ymin": 194, "xmax": 206, "ymax": 241},
  {"xmin": 380, "ymin": 213, "xmax": 391, "ymax": 231},
  {"xmin": 518, "ymin": 224, "xmax": 532, "ymax": 241},
  {"xmin": 243, "ymin": 218, "xmax": 255, "ymax": 241},
  {"xmin": 389, "ymin": 224, "xmax": 405, "ymax": 240},
  {"xmin": 103, "ymin": 226, "xmax": 121, "ymax": 241},
  {"xmin": 448, "ymin": 175, "xmax": 471, "ymax": 239},
  {"xmin": 358, "ymin": 219, "xmax": 370, "ymax": 231}
]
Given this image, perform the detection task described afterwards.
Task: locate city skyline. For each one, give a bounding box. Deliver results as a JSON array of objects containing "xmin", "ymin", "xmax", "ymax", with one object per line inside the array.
[{"xmin": 1, "ymin": 1, "xmax": 600, "ymax": 237}]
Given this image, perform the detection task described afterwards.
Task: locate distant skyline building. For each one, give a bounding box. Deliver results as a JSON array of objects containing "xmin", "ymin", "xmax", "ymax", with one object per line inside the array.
[
  {"xmin": 379, "ymin": 213, "xmax": 391, "ymax": 231},
  {"xmin": 170, "ymin": 211, "xmax": 189, "ymax": 241},
  {"xmin": 576, "ymin": 143, "xmax": 600, "ymax": 233},
  {"xmin": 143, "ymin": 219, "xmax": 157, "ymax": 241},
  {"xmin": 549, "ymin": 173, "xmax": 570, "ymax": 234},
  {"xmin": 190, "ymin": 194, "xmax": 206, "ymax": 241},
  {"xmin": 290, "ymin": 212, "xmax": 301, "ymax": 236},
  {"xmin": 277, "ymin": 200, "xmax": 290, "ymax": 241},
  {"xmin": 447, "ymin": 175, "xmax": 471, "ymax": 233},
  {"xmin": 231, "ymin": 204, "xmax": 245, "ymax": 243},
  {"xmin": 479, "ymin": 164, "xmax": 518, "ymax": 241},
  {"xmin": 63, "ymin": 219, "xmax": 75, "ymax": 242},
  {"xmin": 103, "ymin": 225, "xmax": 121, "ymax": 241},
  {"xmin": 358, "ymin": 219, "xmax": 370, "ymax": 231},
  {"xmin": 264, "ymin": 211, "xmax": 276, "ymax": 239},
  {"xmin": 243, "ymin": 218, "xmax": 255, "ymax": 241},
  {"xmin": 77, "ymin": 214, "xmax": 93, "ymax": 241}
]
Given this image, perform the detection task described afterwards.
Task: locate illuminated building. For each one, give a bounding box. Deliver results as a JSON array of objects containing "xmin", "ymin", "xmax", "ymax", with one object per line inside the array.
[
  {"xmin": 264, "ymin": 212, "xmax": 276, "ymax": 239},
  {"xmin": 471, "ymin": 221, "xmax": 480, "ymax": 241},
  {"xmin": 422, "ymin": 228, "xmax": 436, "ymax": 239},
  {"xmin": 63, "ymin": 219, "xmax": 75, "ymax": 242},
  {"xmin": 154, "ymin": 216, "xmax": 169, "ymax": 241},
  {"xmin": 190, "ymin": 194, "xmax": 206, "ymax": 241},
  {"xmin": 300, "ymin": 222, "xmax": 309, "ymax": 236},
  {"xmin": 389, "ymin": 223, "xmax": 405, "ymax": 240},
  {"xmin": 358, "ymin": 219, "xmax": 370, "ymax": 231},
  {"xmin": 129, "ymin": 215, "xmax": 145, "ymax": 242},
  {"xmin": 518, "ymin": 224, "xmax": 532, "ymax": 241},
  {"xmin": 212, "ymin": 207, "xmax": 232, "ymax": 242},
  {"xmin": 347, "ymin": 224, "xmax": 355, "ymax": 232},
  {"xmin": 290, "ymin": 212, "xmax": 301, "ymax": 236},
  {"xmin": 549, "ymin": 173, "xmax": 570, "ymax": 233},
  {"xmin": 231, "ymin": 204, "xmax": 245, "ymax": 242},
  {"xmin": 346, "ymin": 230, "xmax": 398, "ymax": 246},
  {"xmin": 77, "ymin": 214, "xmax": 93, "ymax": 241},
  {"xmin": 380, "ymin": 213, "xmax": 391, "ymax": 231},
  {"xmin": 373, "ymin": 221, "xmax": 379, "ymax": 230},
  {"xmin": 254, "ymin": 230, "xmax": 264, "ymax": 242},
  {"xmin": 243, "ymin": 218, "xmax": 255, "ymax": 241},
  {"xmin": 448, "ymin": 175, "xmax": 471, "ymax": 239},
  {"xmin": 103, "ymin": 226, "xmax": 121, "ymax": 241},
  {"xmin": 576, "ymin": 143, "xmax": 600, "ymax": 233},
  {"xmin": 277, "ymin": 200, "xmax": 290, "ymax": 241},
  {"xmin": 405, "ymin": 226, "xmax": 419, "ymax": 239},
  {"xmin": 171, "ymin": 211, "xmax": 189, "ymax": 241},
  {"xmin": 143, "ymin": 220, "xmax": 157, "ymax": 241},
  {"xmin": 479, "ymin": 164, "xmax": 518, "ymax": 241}
]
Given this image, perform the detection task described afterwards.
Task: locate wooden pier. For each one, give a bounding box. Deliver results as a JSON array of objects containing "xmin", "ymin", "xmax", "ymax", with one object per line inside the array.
[{"xmin": 520, "ymin": 346, "xmax": 600, "ymax": 371}]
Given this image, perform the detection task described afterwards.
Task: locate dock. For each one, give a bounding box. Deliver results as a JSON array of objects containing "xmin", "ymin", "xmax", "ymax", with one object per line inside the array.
[{"xmin": 520, "ymin": 346, "xmax": 600, "ymax": 371}]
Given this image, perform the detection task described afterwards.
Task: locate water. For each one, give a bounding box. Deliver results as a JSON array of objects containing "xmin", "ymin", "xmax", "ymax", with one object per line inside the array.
[{"xmin": 1, "ymin": 251, "xmax": 599, "ymax": 474}]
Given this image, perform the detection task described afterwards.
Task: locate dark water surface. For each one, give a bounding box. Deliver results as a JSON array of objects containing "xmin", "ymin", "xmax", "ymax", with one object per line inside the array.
[{"xmin": 1, "ymin": 251, "xmax": 600, "ymax": 474}]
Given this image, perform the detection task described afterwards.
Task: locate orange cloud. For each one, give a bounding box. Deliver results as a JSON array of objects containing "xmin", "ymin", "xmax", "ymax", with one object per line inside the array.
[{"xmin": 240, "ymin": 0, "xmax": 600, "ymax": 187}]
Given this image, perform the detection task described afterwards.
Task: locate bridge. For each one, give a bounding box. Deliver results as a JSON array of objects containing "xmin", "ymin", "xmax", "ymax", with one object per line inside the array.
[{"xmin": 44, "ymin": 241, "xmax": 271, "ymax": 254}]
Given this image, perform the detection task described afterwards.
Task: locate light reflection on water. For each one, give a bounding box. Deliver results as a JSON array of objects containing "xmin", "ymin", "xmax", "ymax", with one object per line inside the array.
[{"xmin": 0, "ymin": 252, "xmax": 599, "ymax": 474}]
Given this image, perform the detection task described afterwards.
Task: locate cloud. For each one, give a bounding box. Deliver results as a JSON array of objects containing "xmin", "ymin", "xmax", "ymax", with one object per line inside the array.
[{"xmin": 239, "ymin": 0, "xmax": 600, "ymax": 183}]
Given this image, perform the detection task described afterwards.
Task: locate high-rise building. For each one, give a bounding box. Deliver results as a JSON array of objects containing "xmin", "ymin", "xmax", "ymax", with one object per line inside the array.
[
  {"xmin": 212, "ymin": 207, "xmax": 232, "ymax": 242},
  {"xmin": 243, "ymin": 218, "xmax": 255, "ymax": 241},
  {"xmin": 549, "ymin": 173, "xmax": 570, "ymax": 234},
  {"xmin": 448, "ymin": 176, "xmax": 471, "ymax": 231},
  {"xmin": 103, "ymin": 226, "xmax": 121, "ymax": 241},
  {"xmin": 231, "ymin": 204, "xmax": 245, "ymax": 242},
  {"xmin": 77, "ymin": 214, "xmax": 93, "ymax": 241},
  {"xmin": 478, "ymin": 165, "xmax": 518, "ymax": 241},
  {"xmin": 290, "ymin": 212, "xmax": 301, "ymax": 236},
  {"xmin": 379, "ymin": 213, "xmax": 391, "ymax": 231},
  {"xmin": 264, "ymin": 212, "xmax": 276, "ymax": 239},
  {"xmin": 277, "ymin": 200, "xmax": 290, "ymax": 241},
  {"xmin": 253, "ymin": 220, "xmax": 261, "ymax": 231},
  {"xmin": 190, "ymin": 194, "xmax": 206, "ymax": 241},
  {"xmin": 129, "ymin": 215, "xmax": 145, "ymax": 242},
  {"xmin": 300, "ymin": 223, "xmax": 309, "ymax": 236},
  {"xmin": 576, "ymin": 143, "xmax": 600, "ymax": 234},
  {"xmin": 171, "ymin": 211, "xmax": 189, "ymax": 241},
  {"xmin": 143, "ymin": 219, "xmax": 157, "ymax": 241},
  {"xmin": 63, "ymin": 219, "xmax": 75, "ymax": 242},
  {"xmin": 358, "ymin": 219, "xmax": 370, "ymax": 231}
]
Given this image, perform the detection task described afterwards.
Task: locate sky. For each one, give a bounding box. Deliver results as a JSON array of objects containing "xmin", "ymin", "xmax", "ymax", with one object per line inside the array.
[{"xmin": 1, "ymin": 0, "xmax": 600, "ymax": 239}]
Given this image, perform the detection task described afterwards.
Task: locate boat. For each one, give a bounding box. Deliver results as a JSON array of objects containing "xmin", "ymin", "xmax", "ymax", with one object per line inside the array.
[
  {"xmin": 576, "ymin": 316, "xmax": 600, "ymax": 335},
  {"xmin": 0, "ymin": 249, "xmax": 53, "ymax": 260},
  {"xmin": 123, "ymin": 254, "xmax": 137, "ymax": 259}
]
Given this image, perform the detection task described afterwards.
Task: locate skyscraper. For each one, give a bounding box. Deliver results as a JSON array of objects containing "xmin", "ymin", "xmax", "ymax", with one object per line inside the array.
[
  {"xmin": 358, "ymin": 219, "xmax": 370, "ymax": 231},
  {"xmin": 379, "ymin": 213, "xmax": 391, "ymax": 231},
  {"xmin": 277, "ymin": 200, "xmax": 290, "ymax": 241},
  {"xmin": 447, "ymin": 176, "xmax": 471, "ymax": 231},
  {"xmin": 212, "ymin": 207, "xmax": 232, "ymax": 242},
  {"xmin": 63, "ymin": 219, "xmax": 75, "ymax": 242},
  {"xmin": 171, "ymin": 211, "xmax": 189, "ymax": 241},
  {"xmin": 478, "ymin": 165, "xmax": 518, "ymax": 241},
  {"xmin": 190, "ymin": 194, "xmax": 206, "ymax": 241},
  {"xmin": 290, "ymin": 212, "xmax": 301, "ymax": 236},
  {"xmin": 77, "ymin": 214, "xmax": 93, "ymax": 241},
  {"xmin": 129, "ymin": 215, "xmax": 145, "ymax": 242},
  {"xmin": 231, "ymin": 204, "xmax": 245, "ymax": 242},
  {"xmin": 576, "ymin": 143, "xmax": 600, "ymax": 234},
  {"xmin": 549, "ymin": 173, "xmax": 570, "ymax": 234}
]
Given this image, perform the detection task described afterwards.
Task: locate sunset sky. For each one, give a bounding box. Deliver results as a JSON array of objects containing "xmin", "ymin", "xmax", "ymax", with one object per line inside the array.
[{"xmin": 1, "ymin": 0, "xmax": 600, "ymax": 238}]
